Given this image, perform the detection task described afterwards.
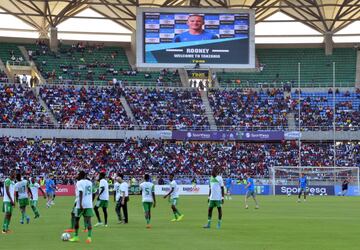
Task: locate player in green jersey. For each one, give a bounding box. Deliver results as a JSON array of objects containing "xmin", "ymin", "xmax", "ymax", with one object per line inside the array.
[
  {"xmin": 2, "ymin": 171, "xmax": 16, "ymax": 234},
  {"xmin": 14, "ymin": 173, "xmax": 33, "ymax": 224},
  {"xmin": 140, "ymin": 174, "xmax": 156, "ymax": 228},
  {"xmin": 163, "ymin": 173, "xmax": 184, "ymax": 222},
  {"xmin": 29, "ymin": 177, "xmax": 46, "ymax": 218},
  {"xmin": 204, "ymin": 167, "xmax": 224, "ymax": 229}
]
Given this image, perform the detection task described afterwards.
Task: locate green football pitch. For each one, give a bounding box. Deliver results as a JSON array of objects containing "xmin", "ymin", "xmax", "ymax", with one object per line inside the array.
[{"xmin": 1, "ymin": 195, "xmax": 359, "ymax": 250}]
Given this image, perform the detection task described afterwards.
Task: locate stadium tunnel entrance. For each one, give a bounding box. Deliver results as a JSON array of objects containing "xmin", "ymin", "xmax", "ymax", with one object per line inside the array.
[{"xmin": 186, "ymin": 68, "xmax": 213, "ymax": 91}]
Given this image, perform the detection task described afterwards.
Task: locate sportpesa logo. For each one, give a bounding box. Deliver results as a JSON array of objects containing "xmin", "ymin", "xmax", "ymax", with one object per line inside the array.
[{"xmin": 280, "ymin": 186, "xmax": 329, "ymax": 195}]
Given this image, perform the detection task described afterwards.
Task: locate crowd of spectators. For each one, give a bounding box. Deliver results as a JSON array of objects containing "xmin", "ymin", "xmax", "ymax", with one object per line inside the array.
[
  {"xmin": 124, "ymin": 88, "xmax": 210, "ymax": 130},
  {"xmin": 0, "ymin": 70, "xmax": 8, "ymax": 82},
  {"xmin": 292, "ymin": 89, "xmax": 360, "ymax": 131},
  {"xmin": 3, "ymin": 83, "xmax": 360, "ymax": 131},
  {"xmin": 31, "ymin": 42, "xmax": 128, "ymax": 83},
  {"xmin": 40, "ymin": 85, "xmax": 133, "ymax": 129},
  {"xmin": 29, "ymin": 42, "xmax": 180, "ymax": 86},
  {"xmin": 208, "ymin": 88, "xmax": 290, "ymax": 130},
  {"xmin": 0, "ymin": 84, "xmax": 52, "ymax": 127},
  {"xmin": 0, "ymin": 137, "xmax": 359, "ymax": 184}
]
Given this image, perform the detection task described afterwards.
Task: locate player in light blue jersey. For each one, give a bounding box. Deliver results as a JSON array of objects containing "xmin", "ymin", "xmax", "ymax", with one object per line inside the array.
[
  {"xmin": 245, "ymin": 173, "xmax": 259, "ymax": 209},
  {"xmin": 298, "ymin": 173, "xmax": 307, "ymax": 202},
  {"xmin": 173, "ymin": 15, "xmax": 218, "ymax": 42},
  {"xmin": 225, "ymin": 176, "xmax": 232, "ymax": 200},
  {"xmin": 45, "ymin": 174, "xmax": 56, "ymax": 208}
]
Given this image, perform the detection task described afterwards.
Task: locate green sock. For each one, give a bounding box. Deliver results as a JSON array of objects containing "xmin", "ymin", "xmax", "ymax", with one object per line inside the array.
[
  {"xmin": 32, "ymin": 206, "xmax": 40, "ymax": 217},
  {"xmin": 21, "ymin": 211, "xmax": 25, "ymax": 221},
  {"xmin": 75, "ymin": 228, "xmax": 79, "ymax": 237},
  {"xmin": 146, "ymin": 218, "xmax": 150, "ymax": 224},
  {"xmin": 70, "ymin": 218, "xmax": 74, "ymax": 229},
  {"xmin": 88, "ymin": 229, "xmax": 92, "ymax": 237},
  {"xmin": 3, "ymin": 218, "xmax": 8, "ymax": 231},
  {"xmin": 207, "ymin": 219, "xmax": 211, "ymax": 226},
  {"xmin": 173, "ymin": 212, "xmax": 178, "ymax": 219},
  {"xmin": 176, "ymin": 211, "xmax": 182, "ymax": 216}
]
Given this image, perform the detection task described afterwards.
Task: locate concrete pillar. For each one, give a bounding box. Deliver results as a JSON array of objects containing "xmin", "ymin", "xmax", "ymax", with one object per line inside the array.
[
  {"xmin": 356, "ymin": 49, "xmax": 360, "ymax": 87},
  {"xmin": 49, "ymin": 27, "xmax": 59, "ymax": 52},
  {"xmin": 324, "ymin": 32, "xmax": 333, "ymax": 56},
  {"xmin": 130, "ymin": 32, "xmax": 137, "ymax": 68},
  {"xmin": 38, "ymin": 28, "xmax": 49, "ymax": 39}
]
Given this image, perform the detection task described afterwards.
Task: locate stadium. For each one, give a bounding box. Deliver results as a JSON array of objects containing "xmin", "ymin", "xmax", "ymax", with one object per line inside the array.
[{"xmin": 0, "ymin": 0, "xmax": 360, "ymax": 249}]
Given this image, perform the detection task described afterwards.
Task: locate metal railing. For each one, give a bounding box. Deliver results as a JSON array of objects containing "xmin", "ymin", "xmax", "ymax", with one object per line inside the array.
[
  {"xmin": 1, "ymin": 123, "xmax": 359, "ymax": 131},
  {"xmin": 219, "ymin": 81, "xmax": 356, "ymax": 89},
  {"xmin": 0, "ymin": 79, "xmax": 356, "ymax": 90},
  {"xmin": 6, "ymin": 60, "xmax": 31, "ymax": 67},
  {"xmin": 0, "ymin": 123, "xmax": 210, "ymax": 131},
  {"xmin": 38, "ymin": 79, "xmax": 182, "ymax": 88}
]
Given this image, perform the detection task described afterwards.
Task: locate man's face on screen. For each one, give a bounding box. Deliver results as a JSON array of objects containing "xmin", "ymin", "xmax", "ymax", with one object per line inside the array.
[{"xmin": 187, "ymin": 15, "xmax": 204, "ymax": 32}]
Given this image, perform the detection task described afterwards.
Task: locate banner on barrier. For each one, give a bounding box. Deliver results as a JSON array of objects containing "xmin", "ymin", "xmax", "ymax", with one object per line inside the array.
[
  {"xmin": 155, "ymin": 185, "xmax": 209, "ymax": 195},
  {"xmin": 275, "ymin": 185, "xmax": 335, "ymax": 196},
  {"xmin": 172, "ymin": 131, "xmax": 284, "ymax": 141},
  {"xmin": 334, "ymin": 185, "xmax": 359, "ymax": 196},
  {"xmin": 230, "ymin": 185, "xmax": 270, "ymax": 195},
  {"xmin": 40, "ymin": 185, "xmax": 75, "ymax": 196}
]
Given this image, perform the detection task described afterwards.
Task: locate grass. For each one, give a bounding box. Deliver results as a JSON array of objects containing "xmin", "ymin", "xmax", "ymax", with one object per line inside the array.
[{"xmin": 1, "ymin": 195, "xmax": 359, "ymax": 250}]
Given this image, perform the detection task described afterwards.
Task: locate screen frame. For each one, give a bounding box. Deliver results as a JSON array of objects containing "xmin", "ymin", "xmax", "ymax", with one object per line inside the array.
[{"xmin": 136, "ymin": 7, "xmax": 255, "ymax": 69}]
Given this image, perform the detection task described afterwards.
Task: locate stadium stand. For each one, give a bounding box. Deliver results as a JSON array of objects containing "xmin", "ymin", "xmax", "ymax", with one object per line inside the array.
[
  {"xmin": 208, "ymin": 88, "xmax": 290, "ymax": 130},
  {"xmin": 1, "ymin": 137, "xmax": 359, "ymax": 183},
  {"xmin": 39, "ymin": 85, "xmax": 133, "ymax": 129},
  {"xmin": 217, "ymin": 48, "xmax": 357, "ymax": 88},
  {"xmin": 0, "ymin": 70, "xmax": 8, "ymax": 82},
  {"xmin": 0, "ymin": 84, "xmax": 52, "ymax": 127},
  {"xmin": 2, "ymin": 1, "xmax": 360, "ymax": 248},
  {"xmin": 27, "ymin": 42, "xmax": 181, "ymax": 86},
  {"xmin": 124, "ymin": 87, "xmax": 210, "ymax": 130},
  {"xmin": 3, "ymin": 83, "xmax": 360, "ymax": 131},
  {"xmin": 292, "ymin": 89, "xmax": 360, "ymax": 131},
  {"xmin": 0, "ymin": 42, "xmax": 26, "ymax": 65}
]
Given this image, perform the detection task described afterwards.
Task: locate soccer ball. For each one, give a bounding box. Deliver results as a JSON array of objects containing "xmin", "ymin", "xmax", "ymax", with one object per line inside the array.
[
  {"xmin": 287, "ymin": 193, "xmax": 291, "ymax": 197},
  {"xmin": 61, "ymin": 233, "xmax": 71, "ymax": 241}
]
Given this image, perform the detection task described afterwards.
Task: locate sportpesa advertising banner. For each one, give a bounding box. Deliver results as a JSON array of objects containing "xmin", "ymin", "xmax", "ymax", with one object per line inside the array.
[
  {"xmin": 136, "ymin": 8, "xmax": 255, "ymax": 69},
  {"xmin": 172, "ymin": 131, "xmax": 284, "ymax": 141},
  {"xmin": 275, "ymin": 185, "xmax": 335, "ymax": 196}
]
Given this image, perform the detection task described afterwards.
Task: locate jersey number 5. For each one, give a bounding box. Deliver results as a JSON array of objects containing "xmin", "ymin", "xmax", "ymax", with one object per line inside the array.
[{"xmin": 85, "ymin": 186, "xmax": 92, "ymax": 195}]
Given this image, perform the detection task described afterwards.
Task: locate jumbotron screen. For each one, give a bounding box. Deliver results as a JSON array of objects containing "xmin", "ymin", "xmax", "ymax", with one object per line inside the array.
[{"xmin": 136, "ymin": 8, "xmax": 255, "ymax": 69}]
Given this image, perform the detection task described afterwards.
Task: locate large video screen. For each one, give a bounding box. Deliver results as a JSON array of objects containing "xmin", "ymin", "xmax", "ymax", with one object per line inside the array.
[{"xmin": 136, "ymin": 8, "xmax": 255, "ymax": 69}]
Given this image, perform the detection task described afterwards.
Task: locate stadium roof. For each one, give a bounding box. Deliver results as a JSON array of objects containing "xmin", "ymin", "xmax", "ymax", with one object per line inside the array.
[{"xmin": 0, "ymin": 0, "xmax": 359, "ymax": 35}]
